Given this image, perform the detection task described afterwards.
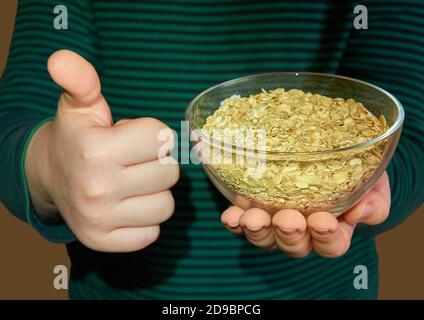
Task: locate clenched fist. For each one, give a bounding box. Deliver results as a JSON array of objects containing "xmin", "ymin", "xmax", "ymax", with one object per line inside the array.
[{"xmin": 24, "ymin": 50, "xmax": 179, "ymax": 252}]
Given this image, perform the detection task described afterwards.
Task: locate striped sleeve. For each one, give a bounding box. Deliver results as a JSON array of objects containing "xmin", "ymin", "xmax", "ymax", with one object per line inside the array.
[
  {"xmin": 339, "ymin": 0, "xmax": 424, "ymax": 235},
  {"xmin": 0, "ymin": 0, "xmax": 99, "ymax": 242}
]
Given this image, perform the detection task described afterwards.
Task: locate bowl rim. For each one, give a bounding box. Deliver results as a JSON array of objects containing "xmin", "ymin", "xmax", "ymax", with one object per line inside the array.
[{"xmin": 185, "ymin": 72, "xmax": 405, "ymax": 156}]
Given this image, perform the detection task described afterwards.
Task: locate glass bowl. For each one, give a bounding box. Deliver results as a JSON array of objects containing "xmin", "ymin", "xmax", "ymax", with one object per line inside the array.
[{"xmin": 185, "ymin": 72, "xmax": 404, "ymax": 216}]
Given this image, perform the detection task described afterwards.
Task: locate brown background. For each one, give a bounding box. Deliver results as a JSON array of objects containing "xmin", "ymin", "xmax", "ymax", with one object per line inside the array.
[{"xmin": 0, "ymin": 0, "xmax": 423, "ymax": 300}]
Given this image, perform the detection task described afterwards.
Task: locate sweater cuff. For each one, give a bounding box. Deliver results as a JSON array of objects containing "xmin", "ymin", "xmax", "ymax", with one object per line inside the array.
[{"xmin": 20, "ymin": 117, "xmax": 76, "ymax": 243}]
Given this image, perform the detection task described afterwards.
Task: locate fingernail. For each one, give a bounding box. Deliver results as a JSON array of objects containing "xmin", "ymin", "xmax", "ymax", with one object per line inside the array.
[
  {"xmin": 279, "ymin": 228, "xmax": 298, "ymax": 235},
  {"xmin": 311, "ymin": 227, "xmax": 332, "ymax": 235},
  {"xmin": 227, "ymin": 222, "xmax": 240, "ymax": 228},
  {"xmin": 247, "ymin": 227, "xmax": 264, "ymax": 233},
  {"xmin": 357, "ymin": 204, "xmax": 370, "ymax": 222}
]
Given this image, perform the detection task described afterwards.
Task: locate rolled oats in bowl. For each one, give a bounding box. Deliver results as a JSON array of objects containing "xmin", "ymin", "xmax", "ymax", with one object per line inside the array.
[
  {"xmin": 202, "ymin": 88, "xmax": 388, "ymax": 214},
  {"xmin": 186, "ymin": 73, "xmax": 404, "ymax": 216}
]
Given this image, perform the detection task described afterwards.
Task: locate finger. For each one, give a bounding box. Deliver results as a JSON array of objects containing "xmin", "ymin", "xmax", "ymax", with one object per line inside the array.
[
  {"xmin": 115, "ymin": 119, "xmax": 131, "ymax": 126},
  {"xmin": 272, "ymin": 209, "xmax": 312, "ymax": 258},
  {"xmin": 106, "ymin": 190, "xmax": 175, "ymax": 229},
  {"xmin": 48, "ymin": 49, "xmax": 112, "ymax": 126},
  {"xmin": 221, "ymin": 206, "xmax": 244, "ymax": 234},
  {"xmin": 372, "ymin": 171, "xmax": 391, "ymax": 203},
  {"xmin": 344, "ymin": 172, "xmax": 391, "ymax": 225},
  {"xmin": 307, "ymin": 211, "xmax": 354, "ymax": 258},
  {"xmin": 239, "ymin": 208, "xmax": 275, "ymax": 249},
  {"xmin": 109, "ymin": 117, "xmax": 174, "ymax": 165},
  {"xmin": 118, "ymin": 159, "xmax": 179, "ymax": 198},
  {"xmin": 233, "ymin": 194, "xmax": 252, "ymax": 211},
  {"xmin": 103, "ymin": 225, "xmax": 160, "ymax": 252}
]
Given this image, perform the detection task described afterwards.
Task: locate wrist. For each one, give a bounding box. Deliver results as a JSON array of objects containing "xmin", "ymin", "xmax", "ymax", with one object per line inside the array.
[{"xmin": 24, "ymin": 120, "xmax": 58, "ymax": 221}]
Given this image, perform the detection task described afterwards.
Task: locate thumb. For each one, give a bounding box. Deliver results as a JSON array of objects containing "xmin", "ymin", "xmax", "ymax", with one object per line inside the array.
[
  {"xmin": 343, "ymin": 172, "xmax": 391, "ymax": 226},
  {"xmin": 47, "ymin": 49, "xmax": 112, "ymax": 126}
]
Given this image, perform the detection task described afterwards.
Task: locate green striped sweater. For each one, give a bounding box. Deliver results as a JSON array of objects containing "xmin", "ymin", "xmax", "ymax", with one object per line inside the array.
[{"xmin": 0, "ymin": 0, "xmax": 423, "ymax": 299}]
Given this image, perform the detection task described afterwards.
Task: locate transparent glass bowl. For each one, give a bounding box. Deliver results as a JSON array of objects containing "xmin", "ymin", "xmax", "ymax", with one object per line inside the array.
[{"xmin": 185, "ymin": 73, "xmax": 404, "ymax": 216}]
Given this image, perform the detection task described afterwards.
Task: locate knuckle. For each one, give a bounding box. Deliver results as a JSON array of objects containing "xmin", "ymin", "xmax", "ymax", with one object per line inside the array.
[
  {"xmin": 158, "ymin": 191, "xmax": 175, "ymax": 222},
  {"xmin": 74, "ymin": 205, "xmax": 99, "ymax": 226},
  {"xmin": 80, "ymin": 148, "xmax": 99, "ymax": 161},
  {"xmin": 140, "ymin": 117, "xmax": 175, "ymax": 152},
  {"xmin": 139, "ymin": 117, "xmax": 170, "ymax": 136},
  {"xmin": 365, "ymin": 202, "xmax": 390, "ymax": 225},
  {"xmin": 380, "ymin": 202, "xmax": 391, "ymax": 220},
  {"xmin": 141, "ymin": 117, "xmax": 169, "ymax": 131},
  {"xmin": 169, "ymin": 163, "xmax": 180, "ymax": 186},
  {"xmin": 80, "ymin": 208, "xmax": 107, "ymax": 229},
  {"xmin": 372, "ymin": 207, "xmax": 390, "ymax": 225},
  {"xmin": 76, "ymin": 228, "xmax": 109, "ymax": 252},
  {"xmin": 159, "ymin": 127, "xmax": 175, "ymax": 151},
  {"xmin": 143, "ymin": 226, "xmax": 160, "ymax": 246},
  {"xmin": 80, "ymin": 178, "xmax": 108, "ymax": 201},
  {"xmin": 78, "ymin": 131, "xmax": 108, "ymax": 161},
  {"xmin": 126, "ymin": 226, "xmax": 161, "ymax": 252}
]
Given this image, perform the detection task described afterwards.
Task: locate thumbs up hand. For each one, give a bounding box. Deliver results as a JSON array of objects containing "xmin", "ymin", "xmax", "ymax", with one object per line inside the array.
[{"xmin": 24, "ymin": 50, "xmax": 179, "ymax": 252}]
